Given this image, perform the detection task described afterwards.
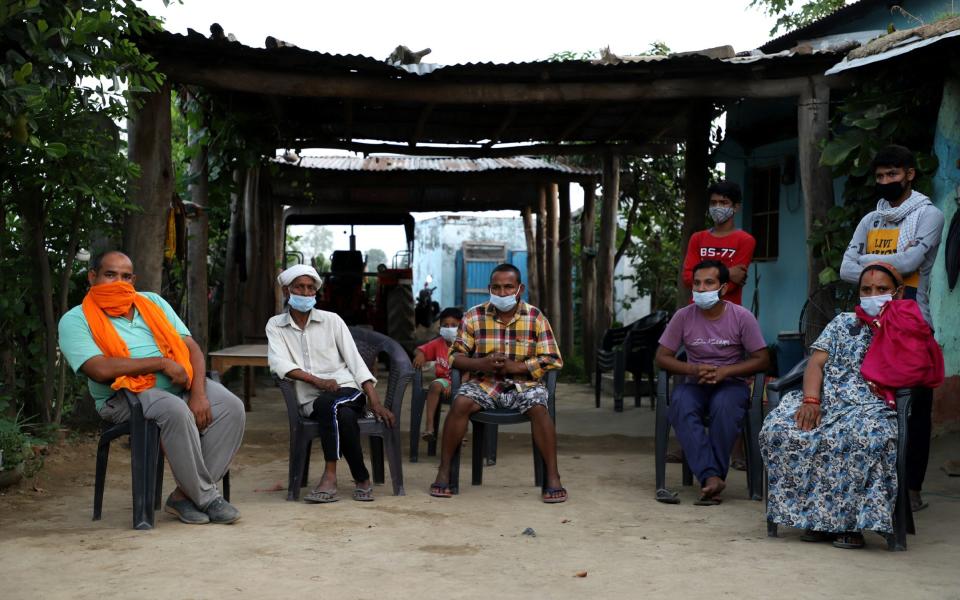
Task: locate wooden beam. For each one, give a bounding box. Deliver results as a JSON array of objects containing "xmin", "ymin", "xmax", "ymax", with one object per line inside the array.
[
  {"xmin": 221, "ymin": 169, "xmax": 243, "ymax": 347},
  {"xmin": 545, "ymin": 182, "xmax": 561, "ymax": 329},
  {"xmin": 408, "ymin": 103, "xmax": 435, "ymax": 146},
  {"xmin": 580, "ymin": 181, "xmax": 598, "ymax": 376},
  {"xmin": 558, "ymin": 183, "xmax": 573, "ymax": 359},
  {"xmin": 596, "ymin": 153, "xmax": 620, "ymax": 372},
  {"xmin": 343, "ymin": 100, "xmax": 353, "ymax": 139},
  {"xmin": 522, "ymin": 206, "xmax": 539, "ymax": 307},
  {"xmin": 298, "ymin": 139, "xmax": 669, "ymax": 159},
  {"xmin": 186, "ymin": 114, "xmax": 210, "ymax": 354},
  {"xmin": 124, "ymin": 81, "xmax": 172, "ymax": 293},
  {"xmin": 536, "ymin": 186, "xmax": 548, "ymax": 311},
  {"xmin": 483, "ymin": 107, "xmax": 518, "ymax": 147},
  {"xmin": 676, "ymin": 102, "xmax": 712, "ymax": 307},
  {"xmin": 557, "ymin": 105, "xmax": 599, "ymax": 141},
  {"xmin": 798, "ymin": 76, "xmax": 834, "ymax": 326},
  {"xmin": 161, "ymin": 61, "xmax": 850, "ymax": 103}
]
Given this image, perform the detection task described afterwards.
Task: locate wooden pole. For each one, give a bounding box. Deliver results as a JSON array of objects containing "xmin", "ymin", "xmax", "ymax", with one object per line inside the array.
[
  {"xmin": 581, "ymin": 181, "xmax": 598, "ymax": 375},
  {"xmin": 535, "ymin": 185, "xmax": 548, "ymax": 311},
  {"xmin": 545, "ymin": 182, "xmax": 561, "ymax": 326},
  {"xmin": 186, "ymin": 117, "xmax": 210, "ymax": 354},
  {"xmin": 798, "ymin": 77, "xmax": 834, "ymax": 329},
  {"xmin": 559, "ymin": 183, "xmax": 574, "ymax": 360},
  {"xmin": 521, "ymin": 206, "xmax": 540, "ymax": 307},
  {"xmin": 125, "ymin": 81, "xmax": 172, "ymax": 293},
  {"xmin": 596, "ymin": 154, "xmax": 620, "ymax": 356},
  {"xmin": 221, "ymin": 169, "xmax": 243, "ymax": 348},
  {"xmin": 676, "ymin": 102, "xmax": 711, "ymax": 307}
]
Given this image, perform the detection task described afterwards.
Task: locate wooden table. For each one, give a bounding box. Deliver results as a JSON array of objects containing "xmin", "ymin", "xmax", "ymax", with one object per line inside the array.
[{"xmin": 209, "ymin": 344, "xmax": 268, "ymax": 411}]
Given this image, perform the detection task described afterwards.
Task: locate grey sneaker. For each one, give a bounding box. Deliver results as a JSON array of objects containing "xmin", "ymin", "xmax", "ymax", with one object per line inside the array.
[
  {"xmin": 203, "ymin": 497, "xmax": 241, "ymax": 524},
  {"xmin": 164, "ymin": 494, "xmax": 210, "ymax": 524}
]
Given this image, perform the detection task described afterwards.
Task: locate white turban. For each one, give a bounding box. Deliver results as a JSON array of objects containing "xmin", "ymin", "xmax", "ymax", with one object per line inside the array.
[{"xmin": 277, "ymin": 264, "xmax": 322, "ymax": 287}]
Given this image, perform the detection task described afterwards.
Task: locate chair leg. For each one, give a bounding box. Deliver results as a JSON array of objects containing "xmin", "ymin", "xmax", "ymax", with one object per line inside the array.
[
  {"xmin": 594, "ymin": 365, "xmax": 601, "ymax": 408},
  {"xmin": 383, "ymin": 429, "xmax": 405, "ymax": 496},
  {"xmin": 648, "ymin": 367, "xmax": 656, "ymax": 410},
  {"xmin": 369, "ymin": 436, "xmax": 385, "ymax": 485},
  {"xmin": 409, "ymin": 390, "xmax": 424, "ymax": 463},
  {"xmin": 302, "ymin": 439, "xmax": 312, "ymax": 487},
  {"xmin": 613, "ymin": 354, "xmax": 626, "ymax": 412},
  {"xmin": 471, "ymin": 422, "xmax": 485, "ymax": 486},
  {"xmin": 484, "ymin": 424, "xmax": 497, "ymax": 466},
  {"xmin": 654, "ymin": 390, "xmax": 669, "ymax": 493},
  {"xmin": 93, "ymin": 437, "xmax": 111, "ymax": 521},
  {"xmin": 532, "ymin": 430, "xmax": 544, "ymax": 489},
  {"xmin": 450, "ymin": 445, "xmax": 461, "ymax": 494},
  {"xmin": 427, "ymin": 407, "xmax": 441, "ymax": 457},
  {"xmin": 154, "ymin": 452, "xmax": 165, "ymax": 510},
  {"xmin": 129, "ymin": 418, "xmax": 160, "ymax": 530},
  {"xmin": 767, "ymin": 519, "xmax": 779, "ymax": 538},
  {"xmin": 287, "ymin": 432, "xmax": 309, "ymax": 501},
  {"xmin": 222, "ymin": 471, "xmax": 231, "ymax": 503},
  {"xmin": 681, "ymin": 460, "xmax": 693, "ymax": 487}
]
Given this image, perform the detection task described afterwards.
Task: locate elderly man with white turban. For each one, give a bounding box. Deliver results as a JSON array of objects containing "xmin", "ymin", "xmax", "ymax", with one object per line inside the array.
[{"xmin": 266, "ymin": 265, "xmax": 395, "ymax": 503}]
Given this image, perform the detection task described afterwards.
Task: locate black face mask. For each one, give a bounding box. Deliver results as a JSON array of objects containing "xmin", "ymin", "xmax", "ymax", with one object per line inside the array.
[{"xmin": 876, "ymin": 180, "xmax": 906, "ymax": 202}]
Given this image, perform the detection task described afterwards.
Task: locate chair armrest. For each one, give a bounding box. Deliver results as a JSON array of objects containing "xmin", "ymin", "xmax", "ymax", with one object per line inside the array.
[{"xmin": 413, "ymin": 368, "xmax": 424, "ymax": 390}]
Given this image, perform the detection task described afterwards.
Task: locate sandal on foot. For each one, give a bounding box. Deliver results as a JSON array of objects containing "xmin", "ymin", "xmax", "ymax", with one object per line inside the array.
[
  {"xmin": 730, "ymin": 458, "xmax": 747, "ymax": 472},
  {"xmin": 353, "ymin": 487, "xmax": 374, "ymax": 502},
  {"xmin": 430, "ymin": 483, "xmax": 453, "ymax": 498},
  {"xmin": 832, "ymin": 532, "xmax": 865, "ymax": 549},
  {"xmin": 694, "ymin": 495, "xmax": 723, "ymax": 506},
  {"xmin": 909, "ymin": 491, "xmax": 929, "ymax": 512},
  {"xmin": 421, "ymin": 431, "xmax": 436, "ymax": 442},
  {"xmin": 304, "ymin": 489, "xmax": 339, "ymax": 504},
  {"xmin": 800, "ymin": 529, "xmax": 836, "ymax": 543},
  {"xmin": 655, "ymin": 488, "xmax": 681, "ymax": 504},
  {"xmin": 542, "ymin": 487, "xmax": 568, "ymax": 504}
]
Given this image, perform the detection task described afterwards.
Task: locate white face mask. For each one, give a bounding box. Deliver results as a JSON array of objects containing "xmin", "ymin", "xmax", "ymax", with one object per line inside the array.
[
  {"xmin": 709, "ymin": 206, "xmax": 735, "ymax": 225},
  {"xmin": 692, "ymin": 289, "xmax": 722, "ymax": 310},
  {"xmin": 439, "ymin": 326, "xmax": 458, "ymax": 343},
  {"xmin": 860, "ymin": 293, "xmax": 893, "ymax": 317},
  {"xmin": 489, "ymin": 292, "xmax": 519, "ymax": 312}
]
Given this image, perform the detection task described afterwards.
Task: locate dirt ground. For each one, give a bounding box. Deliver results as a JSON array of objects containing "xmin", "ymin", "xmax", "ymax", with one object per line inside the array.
[{"xmin": 2, "ymin": 377, "xmax": 959, "ymax": 599}]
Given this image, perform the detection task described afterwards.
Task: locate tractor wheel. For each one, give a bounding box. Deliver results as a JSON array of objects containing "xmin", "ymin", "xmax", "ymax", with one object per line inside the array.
[{"xmin": 386, "ymin": 283, "xmax": 416, "ymax": 351}]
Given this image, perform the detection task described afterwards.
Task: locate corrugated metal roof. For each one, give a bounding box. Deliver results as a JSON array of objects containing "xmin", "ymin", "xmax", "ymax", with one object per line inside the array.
[
  {"xmin": 275, "ymin": 155, "xmax": 598, "ymax": 174},
  {"xmin": 760, "ymin": 0, "xmax": 886, "ymax": 53},
  {"xmin": 826, "ymin": 22, "xmax": 960, "ymax": 74}
]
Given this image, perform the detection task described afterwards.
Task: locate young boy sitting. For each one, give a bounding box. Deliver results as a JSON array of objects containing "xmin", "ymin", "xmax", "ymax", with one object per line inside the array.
[{"xmin": 412, "ymin": 307, "xmax": 463, "ymax": 441}]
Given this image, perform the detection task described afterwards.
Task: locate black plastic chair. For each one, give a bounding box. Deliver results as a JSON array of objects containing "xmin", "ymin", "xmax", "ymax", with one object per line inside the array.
[
  {"xmin": 595, "ymin": 311, "xmax": 668, "ymax": 412},
  {"xmin": 447, "ymin": 369, "xmax": 559, "ymax": 494},
  {"xmin": 93, "ymin": 377, "xmax": 231, "ymax": 530},
  {"xmin": 763, "ymin": 358, "xmax": 915, "ymax": 551},
  {"xmin": 654, "ymin": 363, "xmax": 764, "ymax": 503},
  {"xmin": 410, "ymin": 368, "xmax": 497, "ymax": 464},
  {"xmin": 277, "ymin": 327, "xmax": 410, "ymax": 500}
]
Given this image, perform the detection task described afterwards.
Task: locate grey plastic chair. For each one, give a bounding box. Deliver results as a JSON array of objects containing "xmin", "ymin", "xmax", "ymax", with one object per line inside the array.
[
  {"xmin": 447, "ymin": 368, "xmax": 559, "ymax": 493},
  {"xmin": 763, "ymin": 358, "xmax": 915, "ymax": 551},
  {"xmin": 276, "ymin": 327, "xmax": 410, "ymax": 499},
  {"xmin": 653, "ymin": 359, "xmax": 764, "ymax": 503}
]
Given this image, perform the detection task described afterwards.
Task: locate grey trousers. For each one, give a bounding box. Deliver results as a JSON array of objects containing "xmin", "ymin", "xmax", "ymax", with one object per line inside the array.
[{"xmin": 98, "ymin": 379, "xmax": 245, "ymax": 508}]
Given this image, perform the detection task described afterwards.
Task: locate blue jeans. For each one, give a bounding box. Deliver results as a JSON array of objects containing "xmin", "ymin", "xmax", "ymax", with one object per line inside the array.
[{"xmin": 668, "ymin": 381, "xmax": 749, "ymax": 484}]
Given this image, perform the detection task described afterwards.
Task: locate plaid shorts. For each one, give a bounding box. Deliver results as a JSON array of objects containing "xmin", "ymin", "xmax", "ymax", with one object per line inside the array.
[{"xmin": 456, "ymin": 381, "xmax": 548, "ymax": 414}]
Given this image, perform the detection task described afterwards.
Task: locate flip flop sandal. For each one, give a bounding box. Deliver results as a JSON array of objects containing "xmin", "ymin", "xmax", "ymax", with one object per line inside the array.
[
  {"xmin": 694, "ymin": 495, "xmax": 723, "ymax": 506},
  {"xmin": 730, "ymin": 458, "xmax": 747, "ymax": 472},
  {"xmin": 832, "ymin": 533, "xmax": 865, "ymax": 549},
  {"xmin": 353, "ymin": 487, "xmax": 374, "ymax": 502},
  {"xmin": 421, "ymin": 431, "xmax": 437, "ymax": 442},
  {"xmin": 304, "ymin": 489, "xmax": 339, "ymax": 504},
  {"xmin": 430, "ymin": 483, "xmax": 453, "ymax": 498},
  {"xmin": 655, "ymin": 488, "xmax": 681, "ymax": 504},
  {"xmin": 542, "ymin": 487, "xmax": 568, "ymax": 504},
  {"xmin": 800, "ymin": 529, "xmax": 836, "ymax": 543}
]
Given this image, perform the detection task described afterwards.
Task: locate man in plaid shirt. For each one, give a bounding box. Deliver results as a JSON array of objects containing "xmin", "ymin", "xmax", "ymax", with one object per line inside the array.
[{"xmin": 430, "ymin": 264, "xmax": 566, "ymax": 503}]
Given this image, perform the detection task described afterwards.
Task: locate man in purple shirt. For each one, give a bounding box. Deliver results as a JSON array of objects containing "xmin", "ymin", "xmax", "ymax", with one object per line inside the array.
[{"xmin": 656, "ymin": 260, "xmax": 769, "ymax": 504}]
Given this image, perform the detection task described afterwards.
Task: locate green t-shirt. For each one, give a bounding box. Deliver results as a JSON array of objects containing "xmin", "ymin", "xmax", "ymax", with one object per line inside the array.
[{"xmin": 58, "ymin": 292, "xmax": 191, "ymax": 410}]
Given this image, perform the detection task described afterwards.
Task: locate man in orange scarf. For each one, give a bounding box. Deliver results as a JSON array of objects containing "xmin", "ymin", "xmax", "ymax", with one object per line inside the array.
[{"xmin": 58, "ymin": 251, "xmax": 245, "ymax": 525}]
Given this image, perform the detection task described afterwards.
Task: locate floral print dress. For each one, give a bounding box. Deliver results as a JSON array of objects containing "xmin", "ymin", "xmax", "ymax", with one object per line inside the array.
[{"xmin": 760, "ymin": 313, "xmax": 897, "ymax": 534}]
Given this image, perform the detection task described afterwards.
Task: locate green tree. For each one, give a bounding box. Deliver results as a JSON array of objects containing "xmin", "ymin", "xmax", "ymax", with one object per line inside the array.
[
  {"xmin": 365, "ymin": 248, "xmax": 388, "ymax": 270},
  {"xmin": 749, "ymin": 0, "xmax": 846, "ymax": 36}
]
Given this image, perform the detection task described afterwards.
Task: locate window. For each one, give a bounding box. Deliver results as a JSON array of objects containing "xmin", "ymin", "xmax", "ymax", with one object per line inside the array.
[{"xmin": 749, "ymin": 165, "xmax": 780, "ymax": 261}]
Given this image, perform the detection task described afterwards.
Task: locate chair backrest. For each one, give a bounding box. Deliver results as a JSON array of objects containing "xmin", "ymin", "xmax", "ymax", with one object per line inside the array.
[
  {"xmin": 348, "ymin": 327, "xmax": 413, "ymax": 419},
  {"xmin": 600, "ymin": 322, "xmax": 634, "ymax": 351},
  {"xmin": 626, "ymin": 310, "xmax": 669, "ymax": 348},
  {"xmin": 765, "ymin": 357, "xmax": 808, "ymax": 410}
]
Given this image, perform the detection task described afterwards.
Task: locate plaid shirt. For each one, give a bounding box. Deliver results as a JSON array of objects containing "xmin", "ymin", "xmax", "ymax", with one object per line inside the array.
[{"xmin": 450, "ymin": 300, "xmax": 562, "ymax": 395}]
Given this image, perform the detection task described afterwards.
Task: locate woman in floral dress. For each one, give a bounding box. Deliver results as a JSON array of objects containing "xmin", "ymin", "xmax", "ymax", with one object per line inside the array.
[{"xmin": 760, "ymin": 264, "xmax": 904, "ymax": 549}]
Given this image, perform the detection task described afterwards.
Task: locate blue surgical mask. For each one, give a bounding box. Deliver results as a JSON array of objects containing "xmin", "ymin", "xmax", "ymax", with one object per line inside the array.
[
  {"xmin": 692, "ymin": 289, "xmax": 722, "ymax": 310},
  {"xmin": 288, "ymin": 293, "xmax": 316, "ymax": 313},
  {"xmin": 489, "ymin": 292, "xmax": 519, "ymax": 312},
  {"xmin": 709, "ymin": 206, "xmax": 735, "ymax": 225},
  {"xmin": 439, "ymin": 326, "xmax": 458, "ymax": 343},
  {"xmin": 860, "ymin": 293, "xmax": 892, "ymax": 317}
]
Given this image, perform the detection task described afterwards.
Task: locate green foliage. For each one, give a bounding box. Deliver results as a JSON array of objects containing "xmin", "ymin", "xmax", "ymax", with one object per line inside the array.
[
  {"xmin": 811, "ymin": 74, "xmax": 942, "ymax": 284},
  {"xmin": 749, "ymin": 0, "xmax": 847, "ymax": 36}
]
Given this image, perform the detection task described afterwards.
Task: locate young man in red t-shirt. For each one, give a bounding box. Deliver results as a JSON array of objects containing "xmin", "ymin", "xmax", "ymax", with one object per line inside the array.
[
  {"xmin": 682, "ymin": 181, "xmax": 756, "ymax": 306},
  {"xmin": 412, "ymin": 307, "xmax": 463, "ymax": 441}
]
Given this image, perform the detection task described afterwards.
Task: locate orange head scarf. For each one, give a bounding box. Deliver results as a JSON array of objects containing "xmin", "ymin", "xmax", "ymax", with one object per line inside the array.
[{"xmin": 81, "ymin": 281, "xmax": 194, "ymax": 392}]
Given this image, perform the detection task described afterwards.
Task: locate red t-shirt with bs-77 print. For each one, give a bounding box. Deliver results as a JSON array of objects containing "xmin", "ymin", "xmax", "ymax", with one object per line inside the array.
[{"xmin": 682, "ymin": 229, "xmax": 756, "ymax": 306}]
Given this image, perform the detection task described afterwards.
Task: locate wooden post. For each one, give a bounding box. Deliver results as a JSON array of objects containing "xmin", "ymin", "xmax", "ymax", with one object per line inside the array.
[
  {"xmin": 581, "ymin": 181, "xmax": 598, "ymax": 375},
  {"xmin": 596, "ymin": 154, "xmax": 620, "ymax": 356},
  {"xmin": 798, "ymin": 77, "xmax": 834, "ymax": 321},
  {"xmin": 221, "ymin": 169, "xmax": 243, "ymax": 348},
  {"xmin": 545, "ymin": 182, "xmax": 561, "ymax": 326},
  {"xmin": 559, "ymin": 183, "xmax": 574, "ymax": 360},
  {"xmin": 125, "ymin": 81, "xmax": 172, "ymax": 292},
  {"xmin": 521, "ymin": 206, "xmax": 540, "ymax": 307},
  {"xmin": 676, "ymin": 101, "xmax": 712, "ymax": 307},
  {"xmin": 186, "ymin": 117, "xmax": 209, "ymax": 354},
  {"xmin": 535, "ymin": 185, "xmax": 548, "ymax": 311}
]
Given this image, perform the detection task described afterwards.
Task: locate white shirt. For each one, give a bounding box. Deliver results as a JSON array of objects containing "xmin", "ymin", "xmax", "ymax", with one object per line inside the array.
[{"xmin": 266, "ymin": 309, "xmax": 376, "ymax": 414}]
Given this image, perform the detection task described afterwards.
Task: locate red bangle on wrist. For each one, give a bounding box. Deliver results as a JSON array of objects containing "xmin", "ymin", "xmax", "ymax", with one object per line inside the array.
[{"xmin": 802, "ymin": 396, "xmax": 821, "ymax": 405}]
